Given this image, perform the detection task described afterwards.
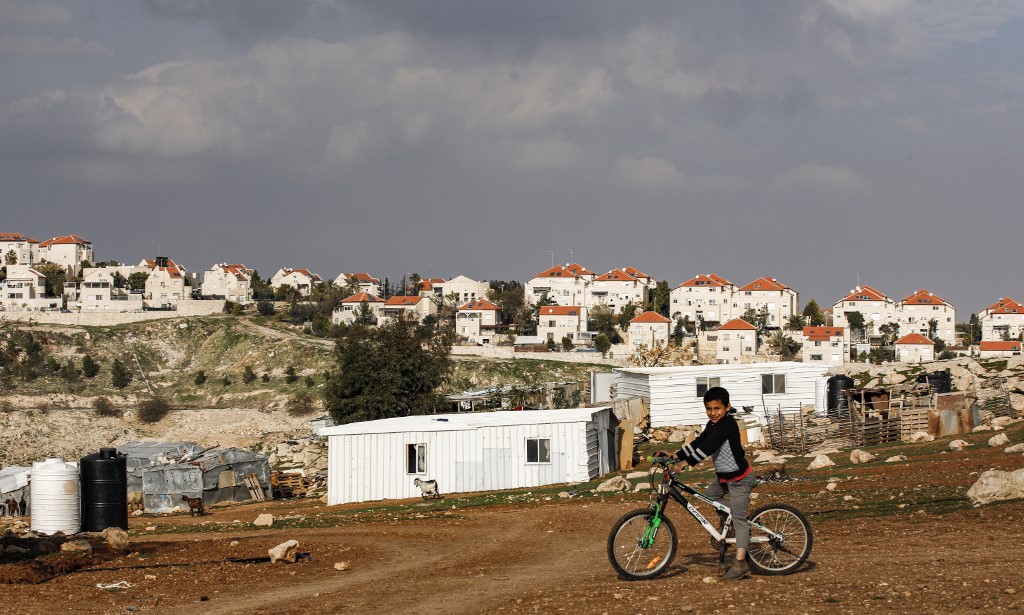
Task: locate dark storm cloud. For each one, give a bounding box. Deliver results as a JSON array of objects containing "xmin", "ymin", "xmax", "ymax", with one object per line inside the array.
[{"xmin": 142, "ymin": 0, "xmax": 327, "ymax": 43}]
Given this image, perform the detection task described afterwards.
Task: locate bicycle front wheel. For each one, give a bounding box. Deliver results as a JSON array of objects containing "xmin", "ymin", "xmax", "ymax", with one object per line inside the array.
[
  {"xmin": 607, "ymin": 508, "xmax": 677, "ymax": 580},
  {"xmin": 747, "ymin": 503, "xmax": 813, "ymax": 575}
]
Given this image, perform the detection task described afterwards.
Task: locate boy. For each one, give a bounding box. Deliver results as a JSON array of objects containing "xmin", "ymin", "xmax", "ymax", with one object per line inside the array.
[{"xmin": 672, "ymin": 386, "xmax": 754, "ymax": 580}]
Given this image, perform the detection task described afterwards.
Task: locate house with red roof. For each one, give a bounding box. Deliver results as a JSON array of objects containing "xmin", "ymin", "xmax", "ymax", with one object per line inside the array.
[
  {"xmin": 670, "ymin": 274, "xmax": 737, "ymax": 326},
  {"xmin": 627, "ymin": 311, "xmax": 671, "ymax": 349},
  {"xmin": 894, "ymin": 333, "xmax": 935, "ymax": 363},
  {"xmin": 0, "ymin": 264, "xmax": 54, "ymax": 311},
  {"xmin": 897, "ymin": 289, "xmax": 956, "ymax": 345},
  {"xmin": 0, "ymin": 233, "xmax": 39, "ymax": 266},
  {"xmin": 457, "ymin": 299, "xmax": 503, "ymax": 345},
  {"xmin": 590, "ymin": 269, "xmax": 649, "ymax": 314},
  {"xmin": 380, "ymin": 295, "xmax": 437, "ymax": 323},
  {"xmin": 138, "ymin": 257, "xmax": 189, "ymax": 308},
  {"xmin": 334, "ymin": 272, "xmax": 381, "ymax": 297},
  {"xmin": 735, "ymin": 277, "xmax": 799, "ymax": 330},
  {"xmin": 38, "ymin": 235, "xmax": 93, "ymax": 274},
  {"xmin": 979, "ymin": 297, "xmax": 1024, "ymax": 342},
  {"xmin": 537, "ymin": 305, "xmax": 589, "ymax": 345},
  {"xmin": 332, "ymin": 291, "xmax": 385, "ymax": 326},
  {"xmin": 978, "ymin": 341, "xmax": 1022, "ymax": 358},
  {"xmin": 413, "ymin": 278, "xmax": 447, "ymax": 298},
  {"xmin": 201, "ymin": 263, "xmax": 254, "ymax": 303},
  {"xmin": 715, "ymin": 318, "xmax": 758, "ymax": 364},
  {"xmin": 801, "ymin": 327, "xmax": 846, "ymax": 366},
  {"xmin": 831, "ymin": 285, "xmax": 897, "ymax": 342},
  {"xmin": 525, "ymin": 263, "xmax": 596, "ymax": 309},
  {"xmin": 271, "ymin": 268, "xmax": 323, "ymax": 297}
]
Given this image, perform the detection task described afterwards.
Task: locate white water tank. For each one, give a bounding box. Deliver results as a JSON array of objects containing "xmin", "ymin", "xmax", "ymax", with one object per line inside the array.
[{"xmin": 30, "ymin": 458, "xmax": 81, "ymax": 535}]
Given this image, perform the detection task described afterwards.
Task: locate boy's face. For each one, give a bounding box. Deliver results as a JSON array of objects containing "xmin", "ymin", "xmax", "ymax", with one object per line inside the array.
[{"xmin": 704, "ymin": 399, "xmax": 730, "ymax": 423}]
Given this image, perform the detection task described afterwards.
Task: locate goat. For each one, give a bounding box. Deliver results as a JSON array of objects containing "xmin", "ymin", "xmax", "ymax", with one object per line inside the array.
[
  {"xmin": 18, "ymin": 496, "xmax": 26, "ymax": 516},
  {"xmin": 413, "ymin": 478, "xmax": 442, "ymax": 500},
  {"xmin": 5, "ymin": 498, "xmax": 18, "ymax": 517},
  {"xmin": 180, "ymin": 494, "xmax": 205, "ymax": 516}
]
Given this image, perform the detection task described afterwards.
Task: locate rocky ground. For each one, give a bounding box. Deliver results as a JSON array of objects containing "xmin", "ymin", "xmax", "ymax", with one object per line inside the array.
[{"xmin": 2, "ymin": 422, "xmax": 1023, "ymax": 614}]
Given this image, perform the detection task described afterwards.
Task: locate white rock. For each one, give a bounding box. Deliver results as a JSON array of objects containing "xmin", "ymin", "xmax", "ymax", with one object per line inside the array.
[
  {"xmin": 60, "ymin": 540, "xmax": 93, "ymax": 553},
  {"xmin": 807, "ymin": 455, "xmax": 835, "ymax": 470},
  {"xmin": 885, "ymin": 455, "xmax": 907, "ymax": 463},
  {"xmin": 967, "ymin": 469, "xmax": 1024, "ymax": 506},
  {"xmin": 843, "ymin": 495, "xmax": 854, "ymax": 501},
  {"xmin": 989, "ymin": 434, "xmax": 1010, "ymax": 447},
  {"xmin": 826, "ymin": 483, "xmax": 837, "ymax": 491},
  {"xmin": 702, "ymin": 576, "xmax": 718, "ymax": 584},
  {"xmin": 949, "ymin": 439, "xmax": 971, "ymax": 452},
  {"xmin": 850, "ymin": 449, "xmax": 875, "ymax": 464},
  {"xmin": 334, "ymin": 561, "xmax": 350, "ymax": 571},
  {"xmin": 1005, "ymin": 443, "xmax": 1024, "ymax": 453},
  {"xmin": 268, "ymin": 539, "xmax": 300, "ymax": 563},
  {"xmin": 991, "ymin": 416, "xmax": 1014, "ymax": 428},
  {"xmin": 253, "ymin": 513, "xmax": 275, "ymax": 527},
  {"xmin": 626, "ymin": 471, "xmax": 649, "ymax": 479},
  {"xmin": 230, "ymin": 540, "xmax": 240, "ymax": 546},
  {"xmin": 908, "ymin": 432, "xmax": 934, "ymax": 443},
  {"xmin": 667, "ymin": 430, "xmax": 689, "ymax": 443},
  {"xmin": 633, "ymin": 483, "xmax": 649, "ymax": 493},
  {"xmin": 101, "ymin": 527, "xmax": 129, "ymax": 550},
  {"xmin": 596, "ymin": 476, "xmax": 632, "ymax": 492},
  {"xmin": 558, "ymin": 491, "xmax": 572, "ymax": 498},
  {"xmin": 972, "ymin": 425, "xmax": 993, "ymax": 432}
]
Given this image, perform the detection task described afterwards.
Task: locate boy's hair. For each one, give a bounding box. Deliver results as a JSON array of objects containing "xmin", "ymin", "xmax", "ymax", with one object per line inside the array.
[{"xmin": 703, "ymin": 386, "xmax": 731, "ymax": 408}]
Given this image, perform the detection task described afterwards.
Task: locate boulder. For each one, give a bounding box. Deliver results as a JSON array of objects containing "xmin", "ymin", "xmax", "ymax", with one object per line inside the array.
[
  {"xmin": 60, "ymin": 540, "xmax": 93, "ymax": 553},
  {"xmin": 908, "ymin": 432, "xmax": 933, "ymax": 443},
  {"xmin": 268, "ymin": 539, "xmax": 300, "ymax": 563},
  {"xmin": 850, "ymin": 449, "xmax": 875, "ymax": 464},
  {"xmin": 1005, "ymin": 443, "xmax": 1024, "ymax": 454},
  {"xmin": 949, "ymin": 439, "xmax": 971, "ymax": 452},
  {"xmin": 101, "ymin": 527, "xmax": 130, "ymax": 551},
  {"xmin": 667, "ymin": 430, "xmax": 689, "ymax": 443},
  {"xmin": 807, "ymin": 455, "xmax": 835, "ymax": 470},
  {"xmin": 4, "ymin": 545, "xmax": 28, "ymax": 555},
  {"xmin": 626, "ymin": 471, "xmax": 649, "ymax": 480},
  {"xmin": 596, "ymin": 476, "xmax": 631, "ymax": 492},
  {"xmin": 825, "ymin": 483, "xmax": 838, "ymax": 491},
  {"xmin": 989, "ymin": 433, "xmax": 1010, "ymax": 447},
  {"xmin": 885, "ymin": 455, "xmax": 907, "ymax": 463},
  {"xmin": 972, "ymin": 425, "xmax": 993, "ymax": 432},
  {"xmin": 253, "ymin": 513, "xmax": 275, "ymax": 527},
  {"xmin": 334, "ymin": 561, "xmax": 350, "ymax": 571},
  {"xmin": 967, "ymin": 469, "xmax": 1024, "ymax": 506}
]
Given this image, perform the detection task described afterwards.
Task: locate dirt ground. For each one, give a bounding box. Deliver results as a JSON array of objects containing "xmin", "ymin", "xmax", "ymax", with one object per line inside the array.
[{"xmin": 3, "ymin": 429, "xmax": 1024, "ymax": 615}]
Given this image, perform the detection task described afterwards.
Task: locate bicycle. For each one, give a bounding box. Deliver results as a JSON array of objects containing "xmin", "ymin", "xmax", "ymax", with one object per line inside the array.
[{"xmin": 607, "ymin": 456, "xmax": 813, "ymax": 580}]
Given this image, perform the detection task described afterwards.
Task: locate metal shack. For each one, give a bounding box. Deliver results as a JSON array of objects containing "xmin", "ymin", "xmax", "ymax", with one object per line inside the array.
[
  {"xmin": 614, "ymin": 362, "xmax": 829, "ymax": 432},
  {"xmin": 319, "ymin": 407, "xmax": 617, "ymax": 505}
]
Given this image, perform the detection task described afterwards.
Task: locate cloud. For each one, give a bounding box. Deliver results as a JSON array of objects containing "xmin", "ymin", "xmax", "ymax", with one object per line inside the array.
[
  {"xmin": 612, "ymin": 156, "xmax": 745, "ymax": 192},
  {"xmin": 505, "ymin": 137, "xmax": 582, "ymax": 170},
  {"xmin": 773, "ymin": 163, "xmax": 866, "ymax": 196},
  {"xmin": 889, "ymin": 116, "xmax": 925, "ymax": 132},
  {"xmin": 0, "ymin": 35, "xmax": 108, "ymax": 58},
  {"xmin": 0, "ymin": 0, "xmax": 72, "ymax": 27},
  {"xmin": 142, "ymin": 0, "xmax": 327, "ymax": 43}
]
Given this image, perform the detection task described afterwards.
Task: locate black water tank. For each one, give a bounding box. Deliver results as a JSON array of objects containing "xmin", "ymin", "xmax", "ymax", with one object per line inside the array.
[
  {"xmin": 826, "ymin": 374, "xmax": 854, "ymax": 418},
  {"xmin": 925, "ymin": 371, "xmax": 952, "ymax": 394},
  {"xmin": 80, "ymin": 447, "xmax": 128, "ymax": 532}
]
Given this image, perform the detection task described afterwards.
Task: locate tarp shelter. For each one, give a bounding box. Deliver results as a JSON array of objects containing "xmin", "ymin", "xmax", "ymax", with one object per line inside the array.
[
  {"xmin": 0, "ymin": 466, "xmax": 31, "ymax": 512},
  {"xmin": 613, "ymin": 362, "xmax": 829, "ymax": 438},
  {"xmin": 320, "ymin": 407, "xmax": 618, "ymax": 505}
]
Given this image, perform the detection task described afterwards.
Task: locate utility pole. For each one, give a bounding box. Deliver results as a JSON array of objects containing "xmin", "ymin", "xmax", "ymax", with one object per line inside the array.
[{"xmin": 548, "ymin": 251, "xmax": 554, "ymax": 268}]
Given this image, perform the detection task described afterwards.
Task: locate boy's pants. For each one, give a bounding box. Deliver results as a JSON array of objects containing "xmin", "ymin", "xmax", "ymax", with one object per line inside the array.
[{"xmin": 705, "ymin": 473, "xmax": 757, "ymax": 550}]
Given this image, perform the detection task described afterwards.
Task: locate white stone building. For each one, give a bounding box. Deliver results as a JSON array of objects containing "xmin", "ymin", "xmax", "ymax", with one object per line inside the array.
[
  {"xmin": 897, "ymin": 289, "xmax": 956, "ymax": 345},
  {"xmin": 139, "ymin": 258, "xmax": 189, "ymax": 308},
  {"xmin": 590, "ymin": 269, "xmax": 649, "ymax": 315},
  {"xmin": 0, "ymin": 264, "xmax": 54, "ymax": 311},
  {"xmin": 980, "ymin": 298, "xmax": 1024, "ymax": 342},
  {"xmin": 438, "ymin": 275, "xmax": 490, "ymax": 305},
  {"xmin": 201, "ymin": 263, "xmax": 254, "ymax": 303},
  {"xmin": 271, "ymin": 268, "xmax": 323, "ymax": 297},
  {"xmin": 381, "ymin": 295, "xmax": 436, "ymax": 322},
  {"xmin": 832, "ymin": 285, "xmax": 897, "ymax": 342},
  {"xmin": 801, "ymin": 326, "xmax": 846, "ymax": 366},
  {"xmin": 456, "ymin": 299, "xmax": 502, "ymax": 345},
  {"xmin": 525, "ymin": 263, "xmax": 596, "ymax": 308},
  {"xmin": 734, "ymin": 277, "xmax": 799, "ymax": 329},
  {"xmin": 716, "ymin": 318, "xmax": 758, "ymax": 364},
  {"xmin": 536, "ymin": 305, "xmax": 588, "ymax": 344},
  {"xmin": 978, "ymin": 341, "xmax": 1022, "ymax": 358},
  {"xmin": 627, "ymin": 311, "xmax": 671, "ymax": 349},
  {"xmin": 0, "ymin": 233, "xmax": 39, "ymax": 266},
  {"xmin": 670, "ymin": 274, "xmax": 736, "ymax": 327},
  {"xmin": 335, "ymin": 272, "xmax": 381, "ymax": 297},
  {"xmin": 38, "ymin": 235, "xmax": 94, "ymax": 274},
  {"xmin": 894, "ymin": 333, "xmax": 935, "ymax": 363},
  {"xmin": 78, "ymin": 268, "xmax": 143, "ymax": 312},
  {"xmin": 332, "ymin": 291, "xmax": 385, "ymax": 325}
]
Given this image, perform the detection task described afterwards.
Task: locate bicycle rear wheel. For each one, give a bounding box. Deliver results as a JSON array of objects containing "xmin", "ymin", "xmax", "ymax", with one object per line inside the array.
[
  {"xmin": 746, "ymin": 503, "xmax": 813, "ymax": 575},
  {"xmin": 607, "ymin": 508, "xmax": 677, "ymax": 580}
]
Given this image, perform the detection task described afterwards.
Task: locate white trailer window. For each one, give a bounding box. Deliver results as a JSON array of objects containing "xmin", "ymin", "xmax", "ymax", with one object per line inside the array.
[
  {"xmin": 761, "ymin": 373, "xmax": 787, "ymax": 394},
  {"xmin": 406, "ymin": 443, "xmax": 427, "ymax": 474},
  {"xmin": 696, "ymin": 377, "xmax": 720, "ymax": 398},
  {"xmin": 526, "ymin": 438, "xmax": 551, "ymax": 463}
]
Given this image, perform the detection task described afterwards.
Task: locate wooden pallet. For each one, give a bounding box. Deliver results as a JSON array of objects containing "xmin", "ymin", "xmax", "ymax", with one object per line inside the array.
[
  {"xmin": 244, "ymin": 473, "xmax": 266, "ymax": 501},
  {"xmin": 271, "ymin": 471, "xmax": 309, "ymax": 498}
]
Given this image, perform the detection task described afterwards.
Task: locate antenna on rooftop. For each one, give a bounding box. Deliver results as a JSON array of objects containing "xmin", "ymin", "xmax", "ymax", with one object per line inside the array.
[
  {"xmin": 857, "ymin": 271, "xmax": 861, "ymax": 288},
  {"xmin": 549, "ymin": 251, "xmax": 554, "ymax": 268},
  {"xmin": 568, "ymin": 248, "xmax": 573, "ymax": 262}
]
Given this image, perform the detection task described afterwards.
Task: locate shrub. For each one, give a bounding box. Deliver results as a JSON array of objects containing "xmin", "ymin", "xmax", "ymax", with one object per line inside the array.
[
  {"xmin": 93, "ymin": 396, "xmax": 121, "ymax": 418},
  {"xmin": 221, "ymin": 376, "xmax": 232, "ymax": 386},
  {"xmin": 111, "ymin": 358, "xmax": 131, "ymax": 388},
  {"xmin": 286, "ymin": 392, "xmax": 318, "ymax": 417},
  {"xmin": 0, "ymin": 399, "xmax": 14, "ymax": 413},
  {"xmin": 59, "ymin": 360, "xmax": 79, "ymax": 382},
  {"xmin": 194, "ymin": 370, "xmax": 207, "ymax": 385},
  {"xmin": 242, "ymin": 365, "xmax": 257, "ymax": 384},
  {"xmin": 137, "ymin": 397, "xmax": 170, "ymax": 423},
  {"xmin": 82, "ymin": 354, "xmax": 100, "ymax": 378},
  {"xmin": 261, "ymin": 373, "xmax": 270, "ymax": 383},
  {"xmin": 304, "ymin": 375, "xmax": 315, "ymax": 388},
  {"xmin": 256, "ymin": 300, "xmax": 276, "ymax": 316},
  {"xmin": 284, "ymin": 366, "xmax": 298, "ymax": 384}
]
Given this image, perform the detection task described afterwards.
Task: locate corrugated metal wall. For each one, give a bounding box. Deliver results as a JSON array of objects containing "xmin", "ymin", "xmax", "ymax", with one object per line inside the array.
[{"xmin": 327, "ymin": 409, "xmax": 612, "ymax": 505}]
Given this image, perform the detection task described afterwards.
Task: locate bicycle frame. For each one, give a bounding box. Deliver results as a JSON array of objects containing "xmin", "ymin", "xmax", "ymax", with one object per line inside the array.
[{"xmin": 648, "ymin": 470, "xmax": 779, "ymax": 546}]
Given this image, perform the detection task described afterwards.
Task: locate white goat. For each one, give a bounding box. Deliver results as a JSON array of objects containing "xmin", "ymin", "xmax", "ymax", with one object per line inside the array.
[{"xmin": 413, "ymin": 478, "xmax": 442, "ymax": 500}]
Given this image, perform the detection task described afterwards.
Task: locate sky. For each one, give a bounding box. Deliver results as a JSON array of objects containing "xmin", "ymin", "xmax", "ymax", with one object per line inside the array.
[{"xmin": 2, "ymin": 0, "xmax": 1024, "ymax": 315}]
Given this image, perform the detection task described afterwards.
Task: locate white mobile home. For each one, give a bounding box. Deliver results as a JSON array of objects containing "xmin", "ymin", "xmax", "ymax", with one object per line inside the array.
[
  {"xmin": 319, "ymin": 407, "xmax": 617, "ymax": 505},
  {"xmin": 613, "ymin": 362, "xmax": 829, "ymax": 429}
]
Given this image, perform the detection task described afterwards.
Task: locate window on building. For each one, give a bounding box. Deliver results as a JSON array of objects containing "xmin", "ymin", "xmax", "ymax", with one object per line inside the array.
[
  {"xmin": 810, "ymin": 354, "xmax": 823, "ymax": 361},
  {"xmin": 526, "ymin": 438, "xmax": 551, "ymax": 463},
  {"xmin": 696, "ymin": 376, "xmax": 721, "ymax": 398},
  {"xmin": 761, "ymin": 373, "xmax": 786, "ymax": 394},
  {"xmin": 406, "ymin": 443, "xmax": 427, "ymax": 474}
]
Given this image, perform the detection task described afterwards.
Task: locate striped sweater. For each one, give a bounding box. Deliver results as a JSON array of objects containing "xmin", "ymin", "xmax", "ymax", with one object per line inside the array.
[{"xmin": 675, "ymin": 413, "xmax": 750, "ymax": 481}]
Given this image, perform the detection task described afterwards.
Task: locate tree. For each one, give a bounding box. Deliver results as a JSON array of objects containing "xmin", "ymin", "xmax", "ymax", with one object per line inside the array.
[
  {"xmin": 927, "ymin": 318, "xmax": 939, "ymax": 340},
  {"xmin": 5, "ymin": 249, "xmax": 17, "ymax": 265},
  {"xmin": 594, "ymin": 334, "xmax": 612, "ymax": 358},
  {"xmin": 112, "ymin": 271, "xmax": 127, "ymax": 289},
  {"xmin": 35, "ymin": 262, "xmax": 67, "ymax": 298},
  {"xmin": 354, "ymin": 299, "xmax": 377, "ymax": 325},
  {"xmin": 561, "ymin": 336, "xmax": 574, "ymax": 352},
  {"xmin": 546, "ymin": 337, "xmax": 556, "ymax": 352},
  {"xmin": 651, "ymin": 280, "xmax": 671, "ymax": 316},
  {"xmin": 846, "ymin": 311, "xmax": 866, "ymax": 342},
  {"xmin": 617, "ymin": 303, "xmax": 640, "ymax": 331},
  {"xmin": 802, "ymin": 299, "xmax": 825, "ymax": 327},
  {"xmin": 589, "ymin": 305, "xmax": 622, "ymax": 343},
  {"xmin": 766, "ymin": 331, "xmax": 802, "ymax": 360},
  {"xmin": 81, "ymin": 354, "xmax": 100, "ymax": 378},
  {"xmin": 878, "ymin": 323, "xmax": 900, "ymax": 345},
  {"xmin": 626, "ymin": 340, "xmax": 691, "ymax": 367},
  {"xmin": 256, "ymin": 300, "xmax": 275, "ymax": 316},
  {"xmin": 242, "ymin": 365, "xmax": 257, "ymax": 384},
  {"xmin": 110, "ymin": 358, "xmax": 130, "ymax": 389},
  {"xmin": 285, "ymin": 366, "xmax": 298, "ymax": 384},
  {"xmin": 785, "ymin": 314, "xmax": 804, "ymax": 332},
  {"xmin": 194, "ymin": 370, "xmax": 207, "ymax": 385},
  {"xmin": 126, "ymin": 271, "xmax": 149, "ymax": 292},
  {"xmin": 323, "ymin": 315, "xmax": 452, "ymax": 424}
]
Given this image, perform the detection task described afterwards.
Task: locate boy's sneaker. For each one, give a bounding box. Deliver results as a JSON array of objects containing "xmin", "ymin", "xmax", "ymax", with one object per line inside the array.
[{"xmin": 722, "ymin": 559, "xmax": 750, "ymax": 580}]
